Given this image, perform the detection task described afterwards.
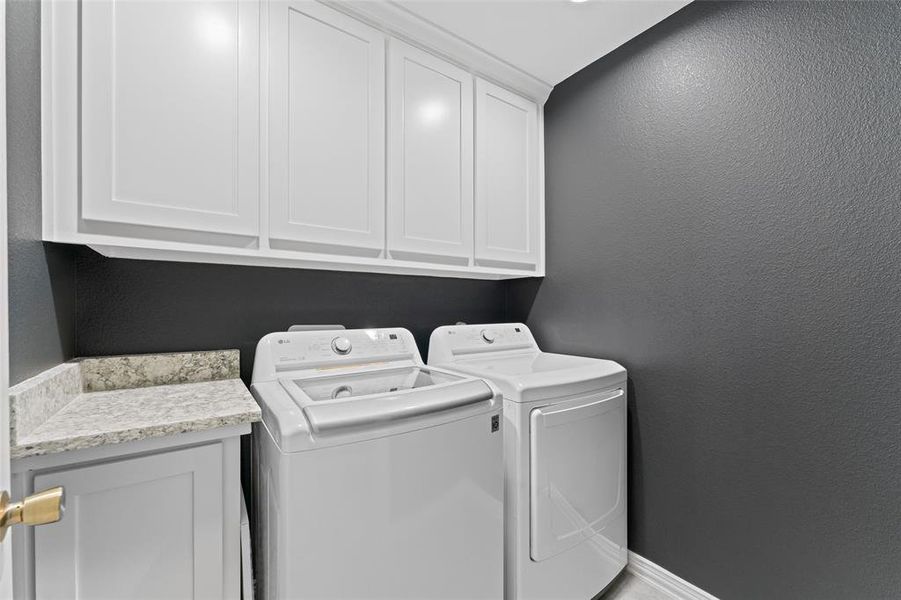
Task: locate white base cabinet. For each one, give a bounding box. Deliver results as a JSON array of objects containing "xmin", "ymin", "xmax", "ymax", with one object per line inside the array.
[
  {"xmin": 12, "ymin": 428, "xmax": 245, "ymax": 600},
  {"xmin": 42, "ymin": 0, "xmax": 545, "ymax": 279}
]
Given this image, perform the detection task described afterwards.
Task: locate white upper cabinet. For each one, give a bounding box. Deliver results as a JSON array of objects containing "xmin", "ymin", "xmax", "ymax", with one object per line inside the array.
[
  {"xmin": 79, "ymin": 0, "xmax": 260, "ymax": 238},
  {"xmin": 43, "ymin": 0, "xmax": 548, "ymax": 279},
  {"xmin": 268, "ymin": 1, "xmax": 385, "ymax": 256},
  {"xmin": 387, "ymin": 40, "xmax": 474, "ymax": 265},
  {"xmin": 474, "ymin": 79, "xmax": 541, "ymax": 270}
]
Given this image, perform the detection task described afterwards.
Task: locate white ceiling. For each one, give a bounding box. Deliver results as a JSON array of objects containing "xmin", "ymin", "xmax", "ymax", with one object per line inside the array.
[{"xmin": 392, "ymin": 0, "xmax": 691, "ymax": 87}]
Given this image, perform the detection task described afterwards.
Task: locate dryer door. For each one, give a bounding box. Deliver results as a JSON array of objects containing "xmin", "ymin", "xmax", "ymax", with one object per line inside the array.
[{"xmin": 530, "ymin": 388, "xmax": 626, "ymax": 561}]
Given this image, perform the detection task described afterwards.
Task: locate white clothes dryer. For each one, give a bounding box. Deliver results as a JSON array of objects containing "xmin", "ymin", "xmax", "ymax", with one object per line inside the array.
[
  {"xmin": 429, "ymin": 323, "xmax": 627, "ymax": 600},
  {"xmin": 252, "ymin": 327, "xmax": 504, "ymax": 599}
]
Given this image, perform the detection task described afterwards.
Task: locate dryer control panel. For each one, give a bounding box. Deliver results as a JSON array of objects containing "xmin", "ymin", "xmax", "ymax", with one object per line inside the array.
[
  {"xmin": 428, "ymin": 323, "xmax": 538, "ymax": 364},
  {"xmin": 252, "ymin": 328, "xmax": 419, "ymax": 382}
]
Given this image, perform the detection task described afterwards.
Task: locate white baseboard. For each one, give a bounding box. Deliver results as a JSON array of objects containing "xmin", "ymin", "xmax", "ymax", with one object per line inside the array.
[{"xmin": 626, "ymin": 552, "xmax": 719, "ymax": 600}]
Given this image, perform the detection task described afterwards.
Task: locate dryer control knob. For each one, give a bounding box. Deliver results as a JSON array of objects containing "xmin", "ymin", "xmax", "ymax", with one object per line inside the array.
[
  {"xmin": 481, "ymin": 329, "xmax": 496, "ymax": 344},
  {"xmin": 331, "ymin": 337, "xmax": 352, "ymax": 355}
]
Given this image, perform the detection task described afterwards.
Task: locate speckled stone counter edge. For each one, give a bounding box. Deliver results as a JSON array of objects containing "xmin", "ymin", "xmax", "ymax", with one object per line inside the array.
[
  {"xmin": 8, "ymin": 349, "xmax": 243, "ymax": 444},
  {"xmin": 10, "ymin": 378, "xmax": 259, "ymax": 459},
  {"xmin": 8, "ymin": 363, "xmax": 82, "ymax": 444},
  {"xmin": 79, "ymin": 349, "xmax": 240, "ymax": 392}
]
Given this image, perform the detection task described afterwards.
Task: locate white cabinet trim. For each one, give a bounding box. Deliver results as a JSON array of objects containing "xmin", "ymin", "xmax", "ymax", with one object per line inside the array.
[
  {"xmin": 41, "ymin": 0, "xmax": 78, "ymax": 241},
  {"xmin": 328, "ymin": 0, "xmax": 552, "ymax": 103}
]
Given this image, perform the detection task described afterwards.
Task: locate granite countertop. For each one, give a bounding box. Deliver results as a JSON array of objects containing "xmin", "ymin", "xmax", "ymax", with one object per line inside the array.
[{"xmin": 9, "ymin": 350, "xmax": 261, "ymax": 459}]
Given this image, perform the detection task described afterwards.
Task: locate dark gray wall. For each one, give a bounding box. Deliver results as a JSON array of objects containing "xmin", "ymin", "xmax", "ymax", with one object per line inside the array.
[
  {"xmin": 75, "ymin": 247, "xmax": 506, "ymax": 383},
  {"xmin": 510, "ymin": 1, "xmax": 901, "ymax": 598},
  {"xmin": 7, "ymin": 0, "xmax": 77, "ymax": 385}
]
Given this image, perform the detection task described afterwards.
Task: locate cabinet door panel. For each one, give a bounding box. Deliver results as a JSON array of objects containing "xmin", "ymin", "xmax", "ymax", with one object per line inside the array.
[
  {"xmin": 269, "ymin": 1, "xmax": 385, "ymax": 254},
  {"xmin": 388, "ymin": 41, "xmax": 473, "ymax": 263},
  {"xmin": 80, "ymin": 0, "xmax": 260, "ymax": 237},
  {"xmin": 475, "ymin": 79, "xmax": 540, "ymax": 269},
  {"xmin": 33, "ymin": 444, "xmax": 224, "ymax": 599}
]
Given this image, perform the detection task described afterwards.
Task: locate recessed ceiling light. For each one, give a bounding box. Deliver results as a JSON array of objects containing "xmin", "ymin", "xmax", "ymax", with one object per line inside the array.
[{"xmin": 570, "ymin": 0, "xmax": 590, "ymax": 3}]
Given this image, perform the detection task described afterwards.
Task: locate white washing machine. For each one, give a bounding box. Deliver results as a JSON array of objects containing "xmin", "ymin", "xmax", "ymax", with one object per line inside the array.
[
  {"xmin": 429, "ymin": 323, "xmax": 627, "ymax": 600},
  {"xmin": 251, "ymin": 327, "xmax": 504, "ymax": 600}
]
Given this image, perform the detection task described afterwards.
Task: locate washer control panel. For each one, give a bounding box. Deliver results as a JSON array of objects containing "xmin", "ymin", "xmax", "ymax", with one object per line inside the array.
[{"xmin": 253, "ymin": 328, "xmax": 419, "ymax": 380}]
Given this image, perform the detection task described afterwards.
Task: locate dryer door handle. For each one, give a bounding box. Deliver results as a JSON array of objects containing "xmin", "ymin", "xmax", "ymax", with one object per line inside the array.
[{"xmin": 536, "ymin": 388, "xmax": 624, "ymax": 427}]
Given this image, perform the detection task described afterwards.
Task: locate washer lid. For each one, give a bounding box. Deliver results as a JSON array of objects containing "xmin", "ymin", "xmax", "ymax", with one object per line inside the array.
[
  {"xmin": 281, "ymin": 366, "xmax": 495, "ymax": 434},
  {"xmin": 294, "ymin": 367, "xmax": 459, "ymax": 402}
]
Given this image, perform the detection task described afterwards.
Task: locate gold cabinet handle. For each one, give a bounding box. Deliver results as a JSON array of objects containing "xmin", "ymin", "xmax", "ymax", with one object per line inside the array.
[{"xmin": 0, "ymin": 487, "xmax": 65, "ymax": 541}]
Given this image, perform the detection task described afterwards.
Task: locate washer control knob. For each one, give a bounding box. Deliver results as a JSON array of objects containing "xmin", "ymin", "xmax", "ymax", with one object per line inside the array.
[
  {"xmin": 331, "ymin": 337, "xmax": 352, "ymax": 355},
  {"xmin": 481, "ymin": 329, "xmax": 496, "ymax": 344}
]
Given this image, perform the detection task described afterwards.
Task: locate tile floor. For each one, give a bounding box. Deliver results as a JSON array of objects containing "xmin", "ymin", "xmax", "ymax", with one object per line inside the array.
[{"xmin": 600, "ymin": 573, "xmax": 671, "ymax": 600}]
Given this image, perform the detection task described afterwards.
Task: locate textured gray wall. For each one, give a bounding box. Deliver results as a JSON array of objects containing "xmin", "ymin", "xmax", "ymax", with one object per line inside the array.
[
  {"xmin": 6, "ymin": 0, "xmax": 76, "ymax": 385},
  {"xmin": 509, "ymin": 2, "xmax": 901, "ymax": 598}
]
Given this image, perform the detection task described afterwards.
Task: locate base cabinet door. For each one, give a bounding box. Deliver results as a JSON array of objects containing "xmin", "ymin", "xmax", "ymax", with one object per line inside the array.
[
  {"xmin": 79, "ymin": 0, "xmax": 260, "ymax": 238},
  {"xmin": 33, "ymin": 444, "xmax": 225, "ymax": 599},
  {"xmin": 387, "ymin": 40, "xmax": 474, "ymax": 265},
  {"xmin": 268, "ymin": 0, "xmax": 386, "ymax": 255},
  {"xmin": 475, "ymin": 78, "xmax": 540, "ymax": 270}
]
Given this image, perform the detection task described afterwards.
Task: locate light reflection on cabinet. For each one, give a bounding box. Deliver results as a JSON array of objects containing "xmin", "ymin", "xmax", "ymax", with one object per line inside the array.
[
  {"xmin": 79, "ymin": 0, "xmax": 260, "ymax": 239},
  {"xmin": 387, "ymin": 40, "xmax": 474, "ymax": 265}
]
